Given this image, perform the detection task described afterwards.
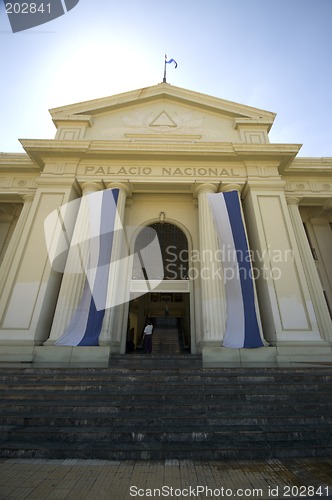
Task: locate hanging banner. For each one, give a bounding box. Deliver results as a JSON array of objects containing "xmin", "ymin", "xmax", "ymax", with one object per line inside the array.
[
  {"xmin": 208, "ymin": 191, "xmax": 264, "ymax": 349},
  {"xmin": 56, "ymin": 188, "xmax": 119, "ymax": 346}
]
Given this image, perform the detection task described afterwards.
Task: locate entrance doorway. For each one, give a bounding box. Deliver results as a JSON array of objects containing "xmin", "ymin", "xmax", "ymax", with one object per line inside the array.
[
  {"xmin": 127, "ymin": 292, "xmax": 191, "ymax": 354},
  {"xmin": 125, "ymin": 222, "xmax": 193, "ymax": 354}
]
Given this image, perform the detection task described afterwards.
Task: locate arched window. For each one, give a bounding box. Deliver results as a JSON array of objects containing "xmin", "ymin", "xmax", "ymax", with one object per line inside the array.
[{"xmin": 133, "ymin": 222, "xmax": 189, "ymax": 280}]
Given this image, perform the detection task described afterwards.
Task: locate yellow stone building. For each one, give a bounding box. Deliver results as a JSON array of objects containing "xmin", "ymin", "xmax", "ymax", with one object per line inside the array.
[{"xmin": 0, "ymin": 83, "xmax": 331, "ymax": 366}]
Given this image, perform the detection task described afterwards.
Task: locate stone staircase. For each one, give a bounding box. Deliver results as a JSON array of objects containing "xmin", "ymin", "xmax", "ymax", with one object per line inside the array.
[
  {"xmin": 0, "ymin": 363, "xmax": 331, "ymax": 460},
  {"xmin": 144, "ymin": 317, "xmax": 184, "ymax": 354},
  {"xmin": 152, "ymin": 328, "xmax": 181, "ymax": 354}
]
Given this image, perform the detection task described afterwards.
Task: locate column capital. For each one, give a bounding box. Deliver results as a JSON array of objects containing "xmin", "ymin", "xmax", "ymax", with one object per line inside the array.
[
  {"xmin": 193, "ymin": 183, "xmax": 218, "ymax": 198},
  {"xmin": 286, "ymin": 196, "xmax": 302, "ymax": 206},
  {"xmin": 80, "ymin": 181, "xmax": 103, "ymax": 196},
  {"xmin": 220, "ymin": 183, "xmax": 243, "ymax": 193},
  {"xmin": 22, "ymin": 193, "xmax": 35, "ymax": 204},
  {"xmin": 105, "ymin": 181, "xmax": 132, "ymax": 196}
]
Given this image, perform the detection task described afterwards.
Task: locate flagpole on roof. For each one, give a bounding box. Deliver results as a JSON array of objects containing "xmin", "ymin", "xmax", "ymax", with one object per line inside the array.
[
  {"xmin": 163, "ymin": 54, "xmax": 167, "ymax": 83},
  {"xmin": 163, "ymin": 55, "xmax": 178, "ymax": 83}
]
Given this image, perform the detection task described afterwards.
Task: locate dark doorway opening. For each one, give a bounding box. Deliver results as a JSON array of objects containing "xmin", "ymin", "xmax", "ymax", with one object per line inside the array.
[
  {"xmin": 127, "ymin": 222, "xmax": 191, "ymax": 355},
  {"xmin": 126, "ymin": 292, "xmax": 190, "ymax": 354}
]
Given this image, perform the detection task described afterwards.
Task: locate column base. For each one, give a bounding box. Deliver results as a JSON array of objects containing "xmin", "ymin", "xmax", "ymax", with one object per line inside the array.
[
  {"xmin": 202, "ymin": 346, "xmax": 277, "ymax": 368},
  {"xmin": 109, "ymin": 340, "xmax": 122, "ymax": 354},
  {"xmin": 31, "ymin": 346, "xmax": 111, "ymax": 367},
  {"xmin": 275, "ymin": 341, "xmax": 332, "ymax": 365},
  {"xmin": 0, "ymin": 344, "xmax": 112, "ymax": 367},
  {"xmin": 202, "ymin": 342, "xmax": 332, "ymax": 368},
  {"xmin": 196, "ymin": 340, "xmax": 221, "ymax": 354},
  {"xmin": 0, "ymin": 343, "xmax": 34, "ymax": 363},
  {"xmin": 0, "ymin": 345, "xmax": 110, "ymax": 368}
]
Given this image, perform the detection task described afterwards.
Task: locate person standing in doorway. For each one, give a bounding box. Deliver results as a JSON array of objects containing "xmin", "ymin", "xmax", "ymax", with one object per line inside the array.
[{"xmin": 143, "ymin": 320, "xmax": 153, "ymax": 354}]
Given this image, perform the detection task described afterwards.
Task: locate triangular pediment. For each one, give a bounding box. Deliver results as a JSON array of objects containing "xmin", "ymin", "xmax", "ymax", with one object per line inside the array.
[
  {"xmin": 50, "ymin": 83, "xmax": 276, "ymax": 143},
  {"xmin": 50, "ymin": 83, "xmax": 275, "ymax": 120}
]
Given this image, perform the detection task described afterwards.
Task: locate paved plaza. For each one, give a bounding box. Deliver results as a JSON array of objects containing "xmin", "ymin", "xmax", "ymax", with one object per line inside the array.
[{"xmin": 0, "ymin": 457, "xmax": 331, "ymax": 499}]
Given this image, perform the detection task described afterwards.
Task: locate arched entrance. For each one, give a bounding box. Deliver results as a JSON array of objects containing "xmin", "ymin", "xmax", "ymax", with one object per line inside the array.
[{"xmin": 126, "ymin": 222, "xmax": 192, "ymax": 354}]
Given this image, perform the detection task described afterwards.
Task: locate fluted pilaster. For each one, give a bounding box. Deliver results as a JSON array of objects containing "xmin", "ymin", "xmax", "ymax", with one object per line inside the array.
[{"xmin": 287, "ymin": 196, "xmax": 332, "ymax": 341}]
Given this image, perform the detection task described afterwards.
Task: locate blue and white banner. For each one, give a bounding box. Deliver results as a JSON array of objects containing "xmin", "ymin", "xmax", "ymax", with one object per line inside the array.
[
  {"xmin": 56, "ymin": 188, "xmax": 119, "ymax": 346},
  {"xmin": 208, "ymin": 191, "xmax": 264, "ymax": 349}
]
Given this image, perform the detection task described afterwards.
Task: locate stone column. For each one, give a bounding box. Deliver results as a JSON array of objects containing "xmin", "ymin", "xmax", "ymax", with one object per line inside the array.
[
  {"xmin": 286, "ymin": 197, "xmax": 332, "ymax": 341},
  {"xmin": 194, "ymin": 183, "xmax": 225, "ymax": 345},
  {"xmin": 47, "ymin": 182, "xmax": 103, "ymax": 344},
  {"xmin": 0, "ymin": 194, "xmax": 34, "ymax": 298},
  {"xmin": 99, "ymin": 182, "xmax": 131, "ymax": 348}
]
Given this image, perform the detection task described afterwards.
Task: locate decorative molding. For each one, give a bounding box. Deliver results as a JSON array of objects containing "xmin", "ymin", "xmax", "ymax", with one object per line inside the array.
[
  {"xmin": 0, "ymin": 178, "xmax": 14, "ymax": 188},
  {"xmin": 149, "ymin": 111, "xmax": 177, "ymax": 128}
]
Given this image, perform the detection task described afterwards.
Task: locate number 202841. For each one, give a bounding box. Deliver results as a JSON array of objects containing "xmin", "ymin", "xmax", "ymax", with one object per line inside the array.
[{"xmin": 5, "ymin": 3, "xmax": 51, "ymax": 14}]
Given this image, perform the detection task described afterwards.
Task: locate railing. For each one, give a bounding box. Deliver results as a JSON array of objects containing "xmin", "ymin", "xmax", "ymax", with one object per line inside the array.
[{"xmin": 178, "ymin": 317, "xmax": 190, "ymax": 352}]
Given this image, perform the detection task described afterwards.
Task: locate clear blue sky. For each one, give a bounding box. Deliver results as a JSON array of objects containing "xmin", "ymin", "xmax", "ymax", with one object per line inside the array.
[{"xmin": 1, "ymin": 0, "xmax": 331, "ymax": 156}]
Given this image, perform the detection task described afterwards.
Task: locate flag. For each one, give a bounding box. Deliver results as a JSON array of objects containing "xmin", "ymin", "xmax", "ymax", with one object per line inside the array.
[
  {"xmin": 56, "ymin": 188, "xmax": 119, "ymax": 346},
  {"xmin": 165, "ymin": 58, "xmax": 178, "ymax": 68},
  {"xmin": 208, "ymin": 191, "xmax": 264, "ymax": 349}
]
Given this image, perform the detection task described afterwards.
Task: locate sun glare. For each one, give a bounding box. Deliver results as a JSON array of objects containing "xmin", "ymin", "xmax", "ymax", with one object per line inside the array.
[{"xmin": 48, "ymin": 34, "xmax": 159, "ymax": 109}]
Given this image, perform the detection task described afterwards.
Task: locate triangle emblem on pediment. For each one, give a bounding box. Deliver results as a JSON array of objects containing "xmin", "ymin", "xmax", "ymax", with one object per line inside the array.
[{"xmin": 149, "ymin": 111, "xmax": 177, "ymax": 128}]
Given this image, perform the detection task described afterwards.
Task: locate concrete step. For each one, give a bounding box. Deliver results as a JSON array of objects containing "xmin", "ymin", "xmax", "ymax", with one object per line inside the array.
[
  {"xmin": 1, "ymin": 365, "xmax": 332, "ymax": 377},
  {"xmin": 1, "ymin": 396, "xmax": 331, "ymax": 412},
  {"xmin": 2, "ymin": 364, "xmax": 332, "ymax": 373},
  {"xmin": 1, "ymin": 401, "xmax": 331, "ymax": 418},
  {"xmin": 0, "ymin": 439, "xmax": 330, "ymax": 461},
  {"xmin": 1, "ymin": 405, "xmax": 331, "ymax": 423},
  {"xmin": 3, "ymin": 424, "xmax": 332, "ymax": 444},
  {"xmin": 1, "ymin": 380, "xmax": 332, "ymax": 391},
  {"xmin": 1, "ymin": 413, "xmax": 331, "ymax": 429},
  {"xmin": 2, "ymin": 370, "xmax": 332, "ymax": 382},
  {"xmin": 0, "ymin": 368, "xmax": 332, "ymax": 382}
]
